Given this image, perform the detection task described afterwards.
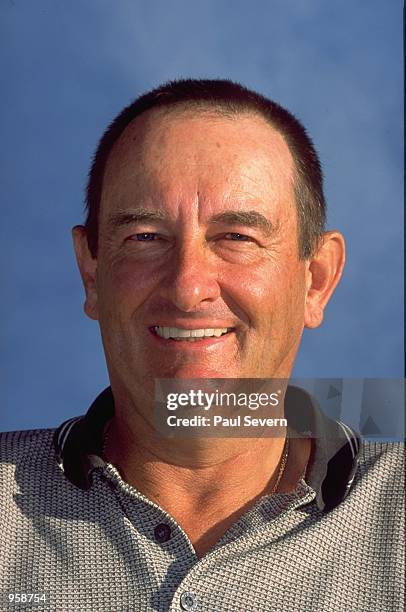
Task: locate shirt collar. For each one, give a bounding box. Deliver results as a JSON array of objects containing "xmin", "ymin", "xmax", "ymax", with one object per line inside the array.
[{"xmin": 53, "ymin": 385, "xmax": 361, "ymax": 513}]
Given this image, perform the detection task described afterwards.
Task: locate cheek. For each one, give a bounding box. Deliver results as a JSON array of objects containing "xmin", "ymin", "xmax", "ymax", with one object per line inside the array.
[
  {"xmin": 97, "ymin": 258, "xmax": 160, "ymax": 318},
  {"xmin": 218, "ymin": 265, "xmax": 280, "ymax": 328},
  {"xmin": 223, "ymin": 262, "xmax": 306, "ymax": 327}
]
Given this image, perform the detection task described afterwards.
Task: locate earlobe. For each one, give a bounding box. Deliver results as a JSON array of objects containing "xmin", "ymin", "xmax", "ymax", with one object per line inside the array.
[
  {"xmin": 72, "ymin": 225, "xmax": 99, "ymax": 321},
  {"xmin": 304, "ymin": 232, "xmax": 345, "ymax": 330}
]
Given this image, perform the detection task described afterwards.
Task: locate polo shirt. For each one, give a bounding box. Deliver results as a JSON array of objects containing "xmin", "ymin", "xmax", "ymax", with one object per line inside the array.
[{"xmin": 0, "ymin": 386, "xmax": 404, "ymax": 612}]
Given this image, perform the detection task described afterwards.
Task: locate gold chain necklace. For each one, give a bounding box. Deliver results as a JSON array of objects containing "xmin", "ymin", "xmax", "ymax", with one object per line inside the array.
[{"xmin": 270, "ymin": 437, "xmax": 290, "ymax": 495}]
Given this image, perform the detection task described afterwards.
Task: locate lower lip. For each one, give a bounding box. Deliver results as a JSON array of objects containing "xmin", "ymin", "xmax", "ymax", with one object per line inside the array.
[{"xmin": 149, "ymin": 328, "xmax": 235, "ymax": 348}]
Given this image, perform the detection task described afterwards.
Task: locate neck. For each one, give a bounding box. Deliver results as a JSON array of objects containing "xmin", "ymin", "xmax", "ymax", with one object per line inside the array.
[{"xmin": 105, "ymin": 419, "xmax": 289, "ymax": 496}]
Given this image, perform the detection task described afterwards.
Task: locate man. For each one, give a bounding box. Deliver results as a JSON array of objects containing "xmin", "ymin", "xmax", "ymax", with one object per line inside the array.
[{"xmin": 1, "ymin": 80, "xmax": 404, "ymax": 611}]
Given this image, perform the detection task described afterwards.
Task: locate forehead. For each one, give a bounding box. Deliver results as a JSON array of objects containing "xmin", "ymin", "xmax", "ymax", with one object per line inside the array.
[{"xmin": 101, "ymin": 108, "xmax": 295, "ymax": 216}]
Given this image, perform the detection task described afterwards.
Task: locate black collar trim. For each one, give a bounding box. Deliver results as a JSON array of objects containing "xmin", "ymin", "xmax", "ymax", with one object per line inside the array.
[{"xmin": 53, "ymin": 385, "xmax": 361, "ymax": 513}]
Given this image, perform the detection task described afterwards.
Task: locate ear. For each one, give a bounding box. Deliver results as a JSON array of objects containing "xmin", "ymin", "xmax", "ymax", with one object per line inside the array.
[
  {"xmin": 304, "ymin": 231, "xmax": 345, "ymax": 329},
  {"xmin": 72, "ymin": 225, "xmax": 99, "ymax": 321}
]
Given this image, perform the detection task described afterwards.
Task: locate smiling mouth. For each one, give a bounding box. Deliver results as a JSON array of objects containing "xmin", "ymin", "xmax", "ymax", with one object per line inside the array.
[{"xmin": 152, "ymin": 326, "xmax": 234, "ymax": 342}]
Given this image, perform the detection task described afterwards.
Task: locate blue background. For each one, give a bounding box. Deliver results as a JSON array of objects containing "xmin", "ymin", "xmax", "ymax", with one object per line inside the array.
[{"xmin": 1, "ymin": 0, "xmax": 403, "ymax": 431}]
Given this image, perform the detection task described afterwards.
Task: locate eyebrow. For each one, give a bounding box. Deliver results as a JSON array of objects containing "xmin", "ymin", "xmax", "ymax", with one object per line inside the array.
[
  {"xmin": 108, "ymin": 208, "xmax": 167, "ymax": 228},
  {"xmin": 107, "ymin": 207, "xmax": 277, "ymax": 237},
  {"xmin": 210, "ymin": 210, "xmax": 277, "ymax": 237}
]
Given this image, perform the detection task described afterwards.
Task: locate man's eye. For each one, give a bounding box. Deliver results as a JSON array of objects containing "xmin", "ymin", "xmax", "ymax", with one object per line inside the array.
[
  {"xmin": 224, "ymin": 233, "xmax": 252, "ymax": 241},
  {"xmin": 130, "ymin": 233, "xmax": 158, "ymax": 241}
]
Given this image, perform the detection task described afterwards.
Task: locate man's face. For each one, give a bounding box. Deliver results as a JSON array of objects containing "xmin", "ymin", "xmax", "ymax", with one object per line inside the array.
[{"xmin": 88, "ymin": 110, "xmax": 309, "ymax": 399}]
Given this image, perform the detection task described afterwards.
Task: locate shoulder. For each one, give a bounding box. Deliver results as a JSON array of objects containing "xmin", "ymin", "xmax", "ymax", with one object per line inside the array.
[
  {"xmin": 0, "ymin": 428, "xmax": 58, "ymax": 494},
  {"xmin": 357, "ymin": 439, "xmax": 404, "ymax": 476},
  {"xmin": 0, "ymin": 424, "xmax": 97, "ymax": 528},
  {"xmin": 350, "ymin": 439, "xmax": 404, "ymax": 510},
  {"xmin": 0, "ymin": 428, "xmax": 56, "ymax": 464}
]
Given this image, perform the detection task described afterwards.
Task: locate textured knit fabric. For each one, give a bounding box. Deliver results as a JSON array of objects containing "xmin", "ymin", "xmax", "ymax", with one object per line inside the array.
[{"xmin": 0, "ymin": 388, "xmax": 404, "ymax": 612}]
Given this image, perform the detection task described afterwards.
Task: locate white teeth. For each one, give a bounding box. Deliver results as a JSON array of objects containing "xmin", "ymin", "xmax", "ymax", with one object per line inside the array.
[
  {"xmin": 176, "ymin": 329, "xmax": 191, "ymax": 338},
  {"xmin": 154, "ymin": 326, "xmax": 230, "ymax": 340},
  {"xmin": 191, "ymin": 329, "xmax": 205, "ymax": 337}
]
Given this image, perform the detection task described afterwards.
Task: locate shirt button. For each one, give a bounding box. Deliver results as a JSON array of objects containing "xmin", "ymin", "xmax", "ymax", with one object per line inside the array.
[
  {"xmin": 154, "ymin": 523, "xmax": 171, "ymax": 543},
  {"xmin": 180, "ymin": 592, "xmax": 197, "ymax": 611}
]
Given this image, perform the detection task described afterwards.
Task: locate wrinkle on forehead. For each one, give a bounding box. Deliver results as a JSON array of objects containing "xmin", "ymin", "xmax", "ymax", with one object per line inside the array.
[{"xmin": 100, "ymin": 108, "xmax": 296, "ymax": 222}]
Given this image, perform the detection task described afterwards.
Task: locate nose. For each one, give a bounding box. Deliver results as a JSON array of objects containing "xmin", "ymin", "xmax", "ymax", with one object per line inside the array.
[{"xmin": 161, "ymin": 241, "xmax": 221, "ymax": 312}]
